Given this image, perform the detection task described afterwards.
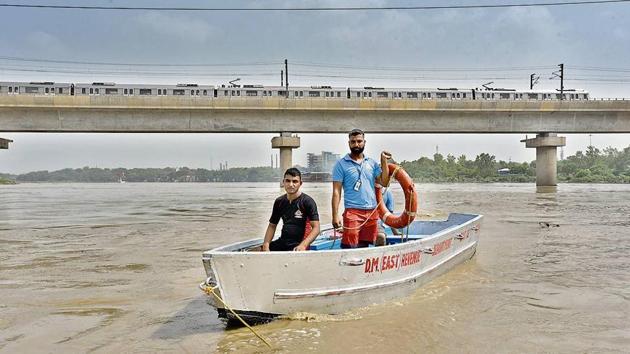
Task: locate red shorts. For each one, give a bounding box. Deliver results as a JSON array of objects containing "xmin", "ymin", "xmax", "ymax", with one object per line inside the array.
[{"xmin": 342, "ymin": 208, "xmax": 379, "ymax": 247}]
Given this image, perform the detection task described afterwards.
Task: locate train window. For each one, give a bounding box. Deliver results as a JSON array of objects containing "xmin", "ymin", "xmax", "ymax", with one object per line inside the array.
[
  {"xmin": 105, "ymin": 88, "xmax": 118, "ymax": 95},
  {"xmin": 139, "ymin": 89, "xmax": 151, "ymax": 95},
  {"xmin": 263, "ymin": 91, "xmax": 267, "ymax": 96},
  {"xmin": 407, "ymin": 92, "xmax": 418, "ymax": 99},
  {"xmin": 196, "ymin": 90, "xmax": 200, "ymax": 95},
  {"xmin": 25, "ymin": 87, "xmax": 38, "ymax": 94},
  {"xmin": 436, "ymin": 92, "xmax": 447, "ymax": 99},
  {"xmin": 451, "ymin": 93, "xmax": 455, "ymax": 98},
  {"xmin": 237, "ymin": 91, "xmax": 240, "ymax": 96},
  {"xmin": 556, "ymin": 94, "xmax": 562, "ymax": 99},
  {"xmin": 82, "ymin": 88, "xmax": 86, "ymax": 94},
  {"xmin": 528, "ymin": 93, "xmax": 538, "ymax": 99},
  {"xmin": 130, "ymin": 89, "xmax": 134, "ymax": 95},
  {"xmin": 203, "ymin": 90, "xmax": 207, "ymax": 96},
  {"xmin": 59, "ymin": 88, "xmax": 63, "ymax": 94},
  {"xmin": 325, "ymin": 92, "xmax": 329, "ymax": 97},
  {"xmin": 570, "ymin": 94, "xmax": 575, "ymax": 99},
  {"xmin": 90, "ymin": 88, "xmax": 94, "ymax": 94},
  {"xmin": 500, "ymin": 93, "xmax": 510, "ymax": 99},
  {"xmin": 8, "ymin": 87, "xmax": 12, "ymax": 93},
  {"xmin": 124, "ymin": 89, "xmax": 128, "ymax": 95},
  {"xmin": 309, "ymin": 91, "xmax": 320, "ymax": 97},
  {"xmin": 95, "ymin": 88, "xmax": 100, "ymax": 94},
  {"xmin": 173, "ymin": 89, "xmax": 185, "ymax": 95},
  {"xmin": 45, "ymin": 88, "xmax": 49, "ymax": 94},
  {"xmin": 463, "ymin": 93, "xmax": 467, "ymax": 98},
  {"xmin": 191, "ymin": 90, "xmax": 194, "ymax": 96},
  {"xmin": 422, "ymin": 92, "xmax": 426, "ymax": 98},
  {"xmin": 457, "ymin": 93, "xmax": 461, "ymax": 98},
  {"xmin": 377, "ymin": 92, "xmax": 388, "ymax": 98},
  {"xmin": 583, "ymin": 94, "xmax": 588, "ymax": 99},
  {"xmin": 428, "ymin": 93, "xmax": 431, "ymax": 98},
  {"xmin": 246, "ymin": 90, "xmax": 258, "ymax": 96},
  {"xmin": 492, "ymin": 93, "xmax": 495, "ymax": 99}
]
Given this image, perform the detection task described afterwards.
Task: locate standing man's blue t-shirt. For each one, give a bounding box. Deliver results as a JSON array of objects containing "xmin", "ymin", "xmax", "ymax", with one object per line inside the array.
[
  {"xmin": 383, "ymin": 188, "xmax": 394, "ymax": 213},
  {"xmin": 332, "ymin": 154, "xmax": 382, "ymax": 210}
]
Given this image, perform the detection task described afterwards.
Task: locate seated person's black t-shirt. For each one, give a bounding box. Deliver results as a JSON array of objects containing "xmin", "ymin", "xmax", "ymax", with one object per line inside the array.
[{"xmin": 269, "ymin": 193, "xmax": 319, "ymax": 251}]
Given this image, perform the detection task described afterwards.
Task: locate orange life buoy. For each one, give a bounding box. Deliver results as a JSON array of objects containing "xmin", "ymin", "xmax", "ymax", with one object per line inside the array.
[{"xmin": 375, "ymin": 163, "xmax": 418, "ymax": 228}]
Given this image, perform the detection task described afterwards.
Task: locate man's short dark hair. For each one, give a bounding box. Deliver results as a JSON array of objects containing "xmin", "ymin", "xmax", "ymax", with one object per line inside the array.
[
  {"xmin": 349, "ymin": 128, "xmax": 364, "ymax": 138},
  {"xmin": 284, "ymin": 167, "xmax": 302, "ymax": 180}
]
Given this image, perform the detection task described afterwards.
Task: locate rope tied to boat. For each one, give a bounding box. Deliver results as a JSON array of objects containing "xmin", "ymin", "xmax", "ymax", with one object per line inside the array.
[{"xmin": 199, "ymin": 282, "xmax": 272, "ymax": 349}]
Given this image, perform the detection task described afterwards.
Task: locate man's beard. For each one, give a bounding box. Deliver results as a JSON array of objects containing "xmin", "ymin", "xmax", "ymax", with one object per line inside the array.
[{"xmin": 350, "ymin": 146, "xmax": 364, "ymax": 155}]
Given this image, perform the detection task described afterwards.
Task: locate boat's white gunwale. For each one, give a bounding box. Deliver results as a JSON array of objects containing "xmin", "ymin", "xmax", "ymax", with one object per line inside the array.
[
  {"xmin": 273, "ymin": 240, "xmax": 477, "ymax": 299},
  {"xmin": 202, "ymin": 214, "xmax": 482, "ymax": 258}
]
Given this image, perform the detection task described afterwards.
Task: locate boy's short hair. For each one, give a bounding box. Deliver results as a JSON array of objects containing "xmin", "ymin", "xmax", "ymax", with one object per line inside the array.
[
  {"xmin": 349, "ymin": 128, "xmax": 365, "ymax": 138},
  {"xmin": 284, "ymin": 167, "xmax": 302, "ymax": 180}
]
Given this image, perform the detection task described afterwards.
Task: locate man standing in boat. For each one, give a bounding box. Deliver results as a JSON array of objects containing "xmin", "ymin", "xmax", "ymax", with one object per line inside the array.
[
  {"xmin": 332, "ymin": 128, "xmax": 391, "ymax": 248},
  {"xmin": 262, "ymin": 168, "xmax": 320, "ymax": 251}
]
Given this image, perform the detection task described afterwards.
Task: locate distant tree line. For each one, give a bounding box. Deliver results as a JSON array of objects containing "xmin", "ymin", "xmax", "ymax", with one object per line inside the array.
[
  {"xmin": 1, "ymin": 145, "xmax": 628, "ymax": 184},
  {"xmin": 399, "ymin": 145, "xmax": 630, "ymax": 183},
  {"xmin": 400, "ymin": 152, "xmax": 535, "ymax": 183},
  {"xmin": 0, "ymin": 166, "xmax": 282, "ymax": 183}
]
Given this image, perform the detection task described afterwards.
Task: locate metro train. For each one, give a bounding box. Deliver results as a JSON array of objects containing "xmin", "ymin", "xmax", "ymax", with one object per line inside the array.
[{"xmin": 0, "ymin": 81, "xmax": 590, "ymax": 101}]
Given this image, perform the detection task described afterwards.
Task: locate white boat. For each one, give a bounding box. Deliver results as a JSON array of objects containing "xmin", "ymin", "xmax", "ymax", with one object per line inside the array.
[{"xmin": 200, "ymin": 213, "xmax": 483, "ymax": 323}]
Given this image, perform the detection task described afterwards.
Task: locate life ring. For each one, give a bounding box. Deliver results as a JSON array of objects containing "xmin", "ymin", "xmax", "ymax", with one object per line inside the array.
[{"xmin": 375, "ymin": 163, "xmax": 418, "ymax": 228}]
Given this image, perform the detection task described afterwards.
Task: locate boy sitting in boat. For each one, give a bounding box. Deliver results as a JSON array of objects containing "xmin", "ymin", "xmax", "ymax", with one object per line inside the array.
[{"xmin": 262, "ymin": 168, "xmax": 321, "ymax": 251}]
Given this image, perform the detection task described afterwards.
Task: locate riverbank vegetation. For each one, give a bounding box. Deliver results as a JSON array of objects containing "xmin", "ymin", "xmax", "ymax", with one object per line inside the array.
[
  {"xmin": 0, "ymin": 176, "xmax": 16, "ymax": 184},
  {"xmin": 1, "ymin": 145, "xmax": 628, "ymax": 183}
]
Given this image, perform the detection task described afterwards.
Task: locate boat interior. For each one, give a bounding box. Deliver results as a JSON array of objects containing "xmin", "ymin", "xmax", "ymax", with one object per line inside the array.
[
  {"xmin": 308, "ymin": 213, "xmax": 479, "ymax": 250},
  {"xmin": 213, "ymin": 213, "xmax": 479, "ymax": 252}
]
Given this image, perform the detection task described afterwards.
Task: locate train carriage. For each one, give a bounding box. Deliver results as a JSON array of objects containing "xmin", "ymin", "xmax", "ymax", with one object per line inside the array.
[
  {"xmin": 74, "ymin": 82, "xmax": 213, "ymax": 97},
  {"xmin": 0, "ymin": 81, "xmax": 72, "ymax": 95}
]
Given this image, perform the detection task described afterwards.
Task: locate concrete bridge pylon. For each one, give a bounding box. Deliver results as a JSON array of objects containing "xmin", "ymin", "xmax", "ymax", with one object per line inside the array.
[
  {"xmin": 521, "ymin": 133, "xmax": 566, "ymax": 188},
  {"xmin": 271, "ymin": 132, "xmax": 300, "ymax": 176}
]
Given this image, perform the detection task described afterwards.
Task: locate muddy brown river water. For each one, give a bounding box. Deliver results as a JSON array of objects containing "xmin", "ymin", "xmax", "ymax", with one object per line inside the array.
[{"xmin": 1, "ymin": 183, "xmax": 629, "ymax": 353}]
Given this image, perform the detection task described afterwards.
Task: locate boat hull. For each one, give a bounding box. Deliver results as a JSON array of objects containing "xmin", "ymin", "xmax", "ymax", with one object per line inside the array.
[{"xmin": 201, "ymin": 213, "xmax": 482, "ymax": 321}]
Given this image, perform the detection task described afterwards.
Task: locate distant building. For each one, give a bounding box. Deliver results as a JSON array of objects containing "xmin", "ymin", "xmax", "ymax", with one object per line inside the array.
[{"xmin": 307, "ymin": 151, "xmax": 340, "ymax": 172}]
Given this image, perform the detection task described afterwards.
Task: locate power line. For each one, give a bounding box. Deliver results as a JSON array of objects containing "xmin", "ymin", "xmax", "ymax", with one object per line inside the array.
[
  {"xmin": 0, "ymin": 56, "xmax": 280, "ymax": 67},
  {"xmin": 1, "ymin": 0, "xmax": 629, "ymax": 11},
  {"xmin": 293, "ymin": 62, "xmax": 555, "ymax": 72},
  {"xmin": 0, "ymin": 67, "xmax": 278, "ymax": 77}
]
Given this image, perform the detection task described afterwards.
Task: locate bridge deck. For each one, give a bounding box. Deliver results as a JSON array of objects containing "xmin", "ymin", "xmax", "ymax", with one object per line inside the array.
[{"xmin": 1, "ymin": 96, "xmax": 629, "ymax": 133}]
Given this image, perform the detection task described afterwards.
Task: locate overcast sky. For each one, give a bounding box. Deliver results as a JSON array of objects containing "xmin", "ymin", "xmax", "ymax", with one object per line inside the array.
[{"xmin": 1, "ymin": 1, "xmax": 629, "ymax": 174}]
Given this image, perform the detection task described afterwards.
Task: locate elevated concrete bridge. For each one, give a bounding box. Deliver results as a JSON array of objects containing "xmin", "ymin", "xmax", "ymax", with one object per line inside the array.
[{"xmin": 2, "ymin": 95, "xmax": 629, "ymax": 186}]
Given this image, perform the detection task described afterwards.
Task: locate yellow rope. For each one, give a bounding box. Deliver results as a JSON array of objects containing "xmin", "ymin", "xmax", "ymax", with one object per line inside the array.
[
  {"xmin": 201, "ymin": 284, "xmax": 273, "ymax": 349},
  {"xmin": 404, "ymin": 189, "xmax": 414, "ymax": 243}
]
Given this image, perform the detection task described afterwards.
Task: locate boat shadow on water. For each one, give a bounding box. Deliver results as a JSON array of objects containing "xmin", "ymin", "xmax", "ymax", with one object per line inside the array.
[{"xmin": 150, "ymin": 296, "xmax": 227, "ymax": 340}]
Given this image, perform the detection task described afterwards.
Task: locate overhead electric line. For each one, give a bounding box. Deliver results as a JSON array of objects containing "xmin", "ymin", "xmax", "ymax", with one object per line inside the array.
[
  {"xmin": 0, "ymin": 56, "xmax": 280, "ymax": 67},
  {"xmin": 1, "ymin": 0, "xmax": 629, "ymax": 11},
  {"xmin": 293, "ymin": 62, "xmax": 556, "ymax": 72}
]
